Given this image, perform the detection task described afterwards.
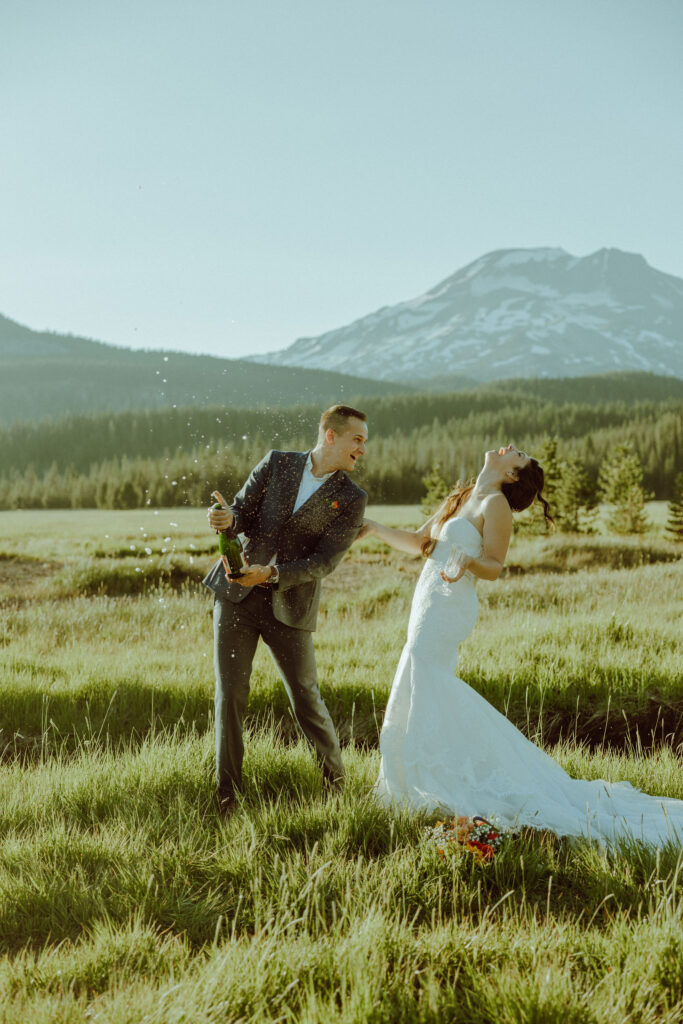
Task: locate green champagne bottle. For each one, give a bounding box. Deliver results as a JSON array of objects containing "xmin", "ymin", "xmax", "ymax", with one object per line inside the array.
[{"xmin": 211, "ymin": 490, "xmax": 245, "ymax": 577}]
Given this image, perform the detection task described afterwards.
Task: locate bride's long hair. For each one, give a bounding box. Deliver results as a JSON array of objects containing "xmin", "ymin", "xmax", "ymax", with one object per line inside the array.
[{"xmin": 420, "ymin": 458, "xmax": 554, "ymax": 557}]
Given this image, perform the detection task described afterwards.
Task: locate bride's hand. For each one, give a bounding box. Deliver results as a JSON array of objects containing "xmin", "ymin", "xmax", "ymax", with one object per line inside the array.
[
  {"xmin": 354, "ymin": 519, "xmax": 374, "ymax": 542},
  {"xmin": 440, "ymin": 566, "xmax": 466, "ymax": 584},
  {"xmin": 441, "ymin": 548, "xmax": 472, "ymax": 584}
]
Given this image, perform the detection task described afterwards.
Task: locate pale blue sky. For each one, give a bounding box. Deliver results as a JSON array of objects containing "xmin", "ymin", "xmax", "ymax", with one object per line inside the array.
[{"xmin": 2, "ymin": 0, "xmax": 682, "ymax": 358}]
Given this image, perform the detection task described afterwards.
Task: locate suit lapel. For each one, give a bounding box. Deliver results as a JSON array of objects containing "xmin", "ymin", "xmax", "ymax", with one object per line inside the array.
[{"xmin": 279, "ymin": 451, "xmax": 308, "ymax": 522}]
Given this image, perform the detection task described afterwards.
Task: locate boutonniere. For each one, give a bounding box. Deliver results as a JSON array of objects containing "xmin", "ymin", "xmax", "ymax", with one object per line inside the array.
[{"xmin": 330, "ymin": 500, "xmax": 339, "ymax": 509}]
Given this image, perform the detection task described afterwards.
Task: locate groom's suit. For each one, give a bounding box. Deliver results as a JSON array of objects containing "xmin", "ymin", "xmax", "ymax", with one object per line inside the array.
[{"xmin": 203, "ymin": 449, "xmax": 367, "ymax": 800}]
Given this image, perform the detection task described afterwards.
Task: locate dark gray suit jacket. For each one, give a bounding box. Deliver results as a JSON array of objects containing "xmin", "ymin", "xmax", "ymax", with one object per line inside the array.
[{"xmin": 203, "ymin": 449, "xmax": 367, "ymax": 631}]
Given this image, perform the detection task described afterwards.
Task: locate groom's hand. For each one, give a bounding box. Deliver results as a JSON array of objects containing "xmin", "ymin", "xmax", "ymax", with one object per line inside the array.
[
  {"xmin": 230, "ymin": 564, "xmax": 275, "ymax": 588},
  {"xmin": 208, "ymin": 490, "xmax": 234, "ymax": 532}
]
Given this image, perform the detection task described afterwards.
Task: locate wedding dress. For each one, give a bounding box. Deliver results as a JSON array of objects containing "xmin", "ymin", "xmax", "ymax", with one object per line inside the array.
[{"xmin": 374, "ymin": 516, "xmax": 683, "ymax": 847}]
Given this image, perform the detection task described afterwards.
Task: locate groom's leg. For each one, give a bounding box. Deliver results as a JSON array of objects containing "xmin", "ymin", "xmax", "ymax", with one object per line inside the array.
[
  {"xmin": 261, "ymin": 605, "xmax": 345, "ymax": 786},
  {"xmin": 213, "ymin": 595, "xmax": 260, "ymax": 800}
]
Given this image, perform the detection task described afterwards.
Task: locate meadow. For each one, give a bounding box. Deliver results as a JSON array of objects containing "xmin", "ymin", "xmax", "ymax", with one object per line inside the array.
[{"xmin": 0, "ymin": 504, "xmax": 682, "ymax": 1022}]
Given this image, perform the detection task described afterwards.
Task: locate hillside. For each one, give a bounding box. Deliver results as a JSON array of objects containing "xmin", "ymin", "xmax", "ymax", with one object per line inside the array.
[
  {"xmin": 482, "ymin": 371, "xmax": 683, "ymax": 405},
  {"xmin": 0, "ymin": 314, "xmax": 408, "ymax": 425}
]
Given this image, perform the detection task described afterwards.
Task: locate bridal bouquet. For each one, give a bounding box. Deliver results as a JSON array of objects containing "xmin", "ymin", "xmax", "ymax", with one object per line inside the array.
[{"xmin": 425, "ymin": 815, "xmax": 512, "ymax": 864}]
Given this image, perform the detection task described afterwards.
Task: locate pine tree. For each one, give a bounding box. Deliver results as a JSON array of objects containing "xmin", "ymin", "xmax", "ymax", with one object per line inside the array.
[
  {"xmin": 421, "ymin": 464, "xmax": 450, "ymax": 516},
  {"xmin": 513, "ymin": 438, "xmax": 558, "ymax": 535},
  {"xmin": 538, "ymin": 438, "xmax": 563, "ymax": 511},
  {"xmin": 520, "ymin": 439, "xmax": 596, "ymax": 534},
  {"xmin": 665, "ymin": 472, "xmax": 683, "ymax": 542},
  {"xmin": 598, "ymin": 444, "xmax": 650, "ymax": 534},
  {"xmin": 556, "ymin": 455, "xmax": 598, "ymax": 533}
]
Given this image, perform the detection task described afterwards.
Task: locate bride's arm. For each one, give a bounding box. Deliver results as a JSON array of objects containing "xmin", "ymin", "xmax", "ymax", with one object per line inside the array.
[
  {"xmin": 464, "ymin": 495, "xmax": 512, "ymax": 581},
  {"xmin": 362, "ymin": 508, "xmax": 440, "ymax": 556}
]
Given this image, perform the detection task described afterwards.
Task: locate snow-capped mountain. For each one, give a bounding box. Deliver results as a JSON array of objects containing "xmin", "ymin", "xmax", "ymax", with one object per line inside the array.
[{"xmin": 252, "ymin": 248, "xmax": 683, "ymax": 382}]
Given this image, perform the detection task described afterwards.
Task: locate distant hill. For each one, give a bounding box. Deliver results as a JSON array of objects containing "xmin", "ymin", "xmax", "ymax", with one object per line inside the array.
[
  {"xmin": 416, "ymin": 370, "xmax": 683, "ymax": 402},
  {"xmin": 0, "ymin": 314, "xmax": 409, "ymax": 425},
  {"xmin": 482, "ymin": 371, "xmax": 683, "ymax": 405},
  {"xmin": 3, "ymin": 306, "xmax": 681, "ymax": 435},
  {"xmin": 251, "ymin": 247, "xmax": 683, "ymax": 382}
]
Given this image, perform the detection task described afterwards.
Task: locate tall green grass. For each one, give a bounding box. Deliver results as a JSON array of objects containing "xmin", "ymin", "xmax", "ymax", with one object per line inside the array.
[
  {"xmin": 1, "ymin": 729, "xmax": 683, "ymax": 1021},
  {"xmin": 0, "ymin": 508, "xmax": 681, "ymax": 1022},
  {"xmin": 3, "ymin": 558, "xmax": 679, "ymax": 757}
]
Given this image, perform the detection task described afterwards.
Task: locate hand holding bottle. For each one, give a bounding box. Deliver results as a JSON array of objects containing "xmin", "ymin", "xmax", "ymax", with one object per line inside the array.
[
  {"xmin": 207, "ymin": 490, "xmax": 234, "ymax": 532},
  {"xmin": 209, "ymin": 490, "xmax": 245, "ymax": 579}
]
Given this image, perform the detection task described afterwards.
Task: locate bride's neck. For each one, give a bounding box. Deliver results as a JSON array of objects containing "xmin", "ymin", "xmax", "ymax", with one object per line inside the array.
[{"xmin": 472, "ymin": 467, "xmax": 502, "ymax": 498}]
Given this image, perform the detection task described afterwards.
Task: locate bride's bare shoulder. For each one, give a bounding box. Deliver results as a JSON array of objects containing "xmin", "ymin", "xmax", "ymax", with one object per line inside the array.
[{"xmin": 482, "ymin": 492, "xmax": 512, "ymax": 523}]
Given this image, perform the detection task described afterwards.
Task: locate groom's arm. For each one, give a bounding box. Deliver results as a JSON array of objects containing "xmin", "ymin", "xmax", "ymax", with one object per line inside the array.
[
  {"xmin": 274, "ymin": 493, "xmax": 367, "ymax": 592},
  {"xmin": 226, "ymin": 450, "xmax": 274, "ymax": 537}
]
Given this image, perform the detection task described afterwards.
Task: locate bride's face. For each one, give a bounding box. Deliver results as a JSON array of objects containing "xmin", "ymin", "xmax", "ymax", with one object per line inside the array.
[{"xmin": 485, "ymin": 444, "xmax": 531, "ymax": 480}]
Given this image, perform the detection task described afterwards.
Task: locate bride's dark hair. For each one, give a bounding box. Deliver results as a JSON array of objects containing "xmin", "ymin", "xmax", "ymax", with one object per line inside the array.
[{"xmin": 420, "ymin": 458, "xmax": 554, "ymax": 557}]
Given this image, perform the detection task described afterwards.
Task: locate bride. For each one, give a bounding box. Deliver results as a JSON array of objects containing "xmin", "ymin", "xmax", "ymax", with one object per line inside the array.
[{"xmin": 361, "ymin": 444, "xmax": 683, "ymax": 847}]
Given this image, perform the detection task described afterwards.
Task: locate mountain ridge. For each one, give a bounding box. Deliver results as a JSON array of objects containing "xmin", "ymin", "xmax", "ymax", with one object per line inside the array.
[{"xmin": 250, "ymin": 247, "xmax": 683, "ymax": 382}]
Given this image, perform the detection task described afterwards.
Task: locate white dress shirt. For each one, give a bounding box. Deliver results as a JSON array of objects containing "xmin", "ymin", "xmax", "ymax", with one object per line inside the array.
[
  {"xmin": 269, "ymin": 452, "xmax": 334, "ymax": 582},
  {"xmin": 293, "ymin": 451, "xmax": 334, "ymax": 512}
]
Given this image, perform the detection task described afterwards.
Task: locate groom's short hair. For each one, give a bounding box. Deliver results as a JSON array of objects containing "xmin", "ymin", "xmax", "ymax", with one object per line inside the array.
[{"xmin": 319, "ymin": 404, "xmax": 367, "ymax": 438}]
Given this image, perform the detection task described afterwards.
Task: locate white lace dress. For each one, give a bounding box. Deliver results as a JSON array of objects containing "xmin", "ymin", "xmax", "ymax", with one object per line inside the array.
[{"xmin": 374, "ymin": 516, "xmax": 683, "ymax": 847}]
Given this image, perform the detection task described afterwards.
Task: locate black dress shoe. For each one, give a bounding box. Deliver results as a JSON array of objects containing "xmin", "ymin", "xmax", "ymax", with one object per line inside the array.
[
  {"xmin": 322, "ymin": 771, "xmax": 345, "ymax": 794},
  {"xmin": 217, "ymin": 794, "xmax": 238, "ymax": 819}
]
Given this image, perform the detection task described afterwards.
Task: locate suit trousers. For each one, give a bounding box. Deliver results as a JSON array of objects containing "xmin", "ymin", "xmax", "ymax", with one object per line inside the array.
[{"xmin": 213, "ymin": 587, "xmax": 345, "ymax": 799}]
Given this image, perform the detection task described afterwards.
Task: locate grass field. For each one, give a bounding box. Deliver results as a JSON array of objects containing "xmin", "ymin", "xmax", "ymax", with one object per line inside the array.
[{"xmin": 1, "ymin": 505, "xmax": 682, "ymax": 1022}]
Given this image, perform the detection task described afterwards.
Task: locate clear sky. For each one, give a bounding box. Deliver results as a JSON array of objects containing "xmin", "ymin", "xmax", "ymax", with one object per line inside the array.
[{"xmin": 2, "ymin": 0, "xmax": 682, "ymax": 358}]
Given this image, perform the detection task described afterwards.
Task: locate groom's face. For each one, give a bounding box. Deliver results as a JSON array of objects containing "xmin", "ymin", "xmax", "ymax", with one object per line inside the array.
[{"xmin": 327, "ymin": 417, "xmax": 368, "ymax": 472}]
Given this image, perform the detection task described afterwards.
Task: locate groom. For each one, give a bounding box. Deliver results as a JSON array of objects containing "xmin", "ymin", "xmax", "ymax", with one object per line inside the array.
[{"xmin": 203, "ymin": 404, "xmax": 368, "ymax": 815}]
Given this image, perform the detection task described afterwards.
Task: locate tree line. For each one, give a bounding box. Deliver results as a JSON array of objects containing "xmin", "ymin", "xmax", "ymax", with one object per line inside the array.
[
  {"xmin": 2, "ymin": 370, "xmax": 682, "ymax": 480},
  {"xmin": 2, "ymin": 373, "xmax": 681, "ymax": 513},
  {"xmin": 2, "ymin": 390, "xmax": 681, "ymax": 483},
  {"xmin": 1, "ymin": 409, "xmax": 681, "ymax": 514}
]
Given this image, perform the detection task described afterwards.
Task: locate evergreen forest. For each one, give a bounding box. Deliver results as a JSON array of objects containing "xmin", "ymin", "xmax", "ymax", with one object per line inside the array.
[{"xmin": 2, "ymin": 372, "xmax": 681, "ymax": 511}]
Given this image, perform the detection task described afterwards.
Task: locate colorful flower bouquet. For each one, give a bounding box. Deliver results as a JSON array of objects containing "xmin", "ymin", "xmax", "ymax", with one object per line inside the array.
[{"xmin": 425, "ymin": 815, "xmax": 513, "ymax": 864}]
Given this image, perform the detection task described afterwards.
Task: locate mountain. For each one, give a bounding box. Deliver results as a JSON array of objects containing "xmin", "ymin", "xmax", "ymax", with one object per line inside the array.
[
  {"xmin": 250, "ymin": 248, "xmax": 683, "ymax": 382},
  {"xmin": 0, "ymin": 314, "xmax": 409, "ymax": 425}
]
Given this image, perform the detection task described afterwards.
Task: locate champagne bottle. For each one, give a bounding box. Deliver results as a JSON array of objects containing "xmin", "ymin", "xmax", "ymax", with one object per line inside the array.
[{"xmin": 211, "ymin": 490, "xmax": 245, "ymax": 578}]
